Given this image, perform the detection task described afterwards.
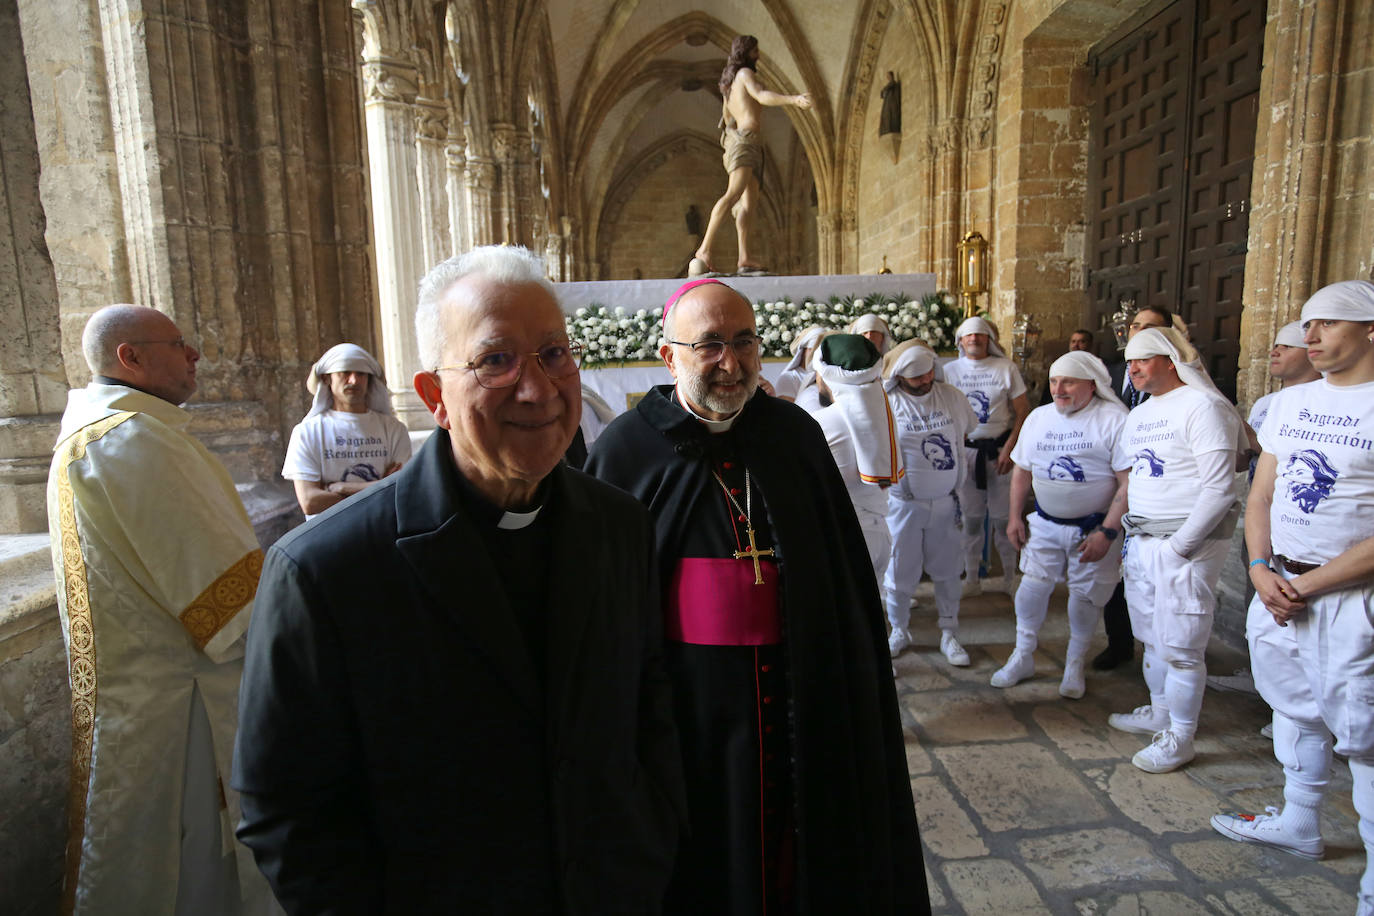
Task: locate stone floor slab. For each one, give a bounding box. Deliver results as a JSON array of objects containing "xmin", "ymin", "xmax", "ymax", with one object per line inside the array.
[
  {"xmin": 1257, "ymin": 873, "xmax": 1357, "ymax": 912},
  {"xmin": 1106, "ymin": 761, "xmax": 1230, "ymax": 835},
  {"xmin": 938, "ymin": 743, "xmax": 1107, "ymax": 832},
  {"xmin": 1171, "ymin": 837, "xmax": 1269, "ymax": 882},
  {"xmin": 1034, "ymin": 704, "xmax": 1121, "ymax": 760},
  {"xmin": 942, "ymin": 858, "xmax": 1044, "ymax": 914},
  {"xmin": 1018, "ymin": 827, "xmax": 1176, "ymax": 889},
  {"xmin": 910, "ymin": 693, "xmax": 1027, "ymax": 745},
  {"xmin": 1203, "ymin": 889, "xmax": 1286, "ymax": 916},
  {"xmin": 911, "ymin": 775, "xmax": 987, "ymax": 860},
  {"xmin": 905, "ymin": 730, "xmax": 933, "ymax": 776},
  {"xmin": 1089, "ymin": 890, "xmax": 1212, "ymax": 915}
]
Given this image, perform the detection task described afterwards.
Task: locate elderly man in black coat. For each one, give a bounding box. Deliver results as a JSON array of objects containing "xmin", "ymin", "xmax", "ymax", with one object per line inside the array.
[{"xmin": 233, "ymin": 246, "xmax": 685, "ymax": 914}]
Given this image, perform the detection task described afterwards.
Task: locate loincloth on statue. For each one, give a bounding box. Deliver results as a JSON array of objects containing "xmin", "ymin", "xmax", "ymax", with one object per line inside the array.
[{"xmin": 720, "ymin": 126, "xmax": 764, "ymax": 179}]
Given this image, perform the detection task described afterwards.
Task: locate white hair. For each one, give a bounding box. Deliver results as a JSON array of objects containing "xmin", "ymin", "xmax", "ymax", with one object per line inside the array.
[
  {"xmin": 81, "ymin": 304, "xmax": 162, "ymax": 375},
  {"xmin": 414, "ymin": 246, "xmax": 556, "ymax": 370}
]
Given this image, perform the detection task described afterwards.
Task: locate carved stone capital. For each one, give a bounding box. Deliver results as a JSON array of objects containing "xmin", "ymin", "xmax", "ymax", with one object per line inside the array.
[
  {"xmin": 414, "ymin": 97, "xmax": 448, "ymax": 141},
  {"xmin": 445, "ymin": 142, "xmax": 467, "ymax": 170},
  {"xmin": 465, "ymin": 157, "xmax": 497, "ymax": 190},
  {"xmin": 361, "ymin": 59, "xmax": 418, "ymax": 104},
  {"xmin": 490, "ymin": 123, "xmax": 516, "ymax": 163}
]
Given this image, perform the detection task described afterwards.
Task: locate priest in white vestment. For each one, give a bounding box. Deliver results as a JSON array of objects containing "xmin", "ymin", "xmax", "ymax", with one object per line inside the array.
[{"xmin": 47, "ymin": 305, "xmax": 276, "ymax": 915}]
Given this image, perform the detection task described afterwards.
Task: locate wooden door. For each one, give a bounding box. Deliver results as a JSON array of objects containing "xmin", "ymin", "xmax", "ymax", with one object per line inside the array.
[{"xmin": 1087, "ymin": 0, "xmax": 1265, "ymax": 399}]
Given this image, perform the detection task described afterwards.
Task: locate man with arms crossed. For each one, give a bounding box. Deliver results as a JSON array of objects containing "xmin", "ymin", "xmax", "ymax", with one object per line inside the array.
[
  {"xmin": 281, "ymin": 343, "xmax": 410, "ymax": 518},
  {"xmin": 1211, "ymin": 281, "xmax": 1374, "ymax": 916},
  {"xmin": 1107, "ymin": 326, "xmax": 1243, "ymax": 773},
  {"xmin": 993, "ymin": 351, "xmax": 1129, "ymax": 698},
  {"xmin": 942, "ymin": 316, "xmax": 1030, "ymax": 595},
  {"xmin": 234, "ymin": 247, "xmax": 684, "ymax": 913}
]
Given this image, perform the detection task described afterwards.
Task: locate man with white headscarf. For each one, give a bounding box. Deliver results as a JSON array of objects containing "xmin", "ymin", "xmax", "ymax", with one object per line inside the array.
[
  {"xmin": 1246, "ymin": 320, "xmax": 1321, "ymax": 445},
  {"xmin": 881, "ymin": 340, "xmax": 979, "ymax": 664},
  {"xmin": 1211, "ymin": 281, "xmax": 1374, "ymax": 915},
  {"xmin": 942, "ymin": 316, "xmax": 1029, "ymax": 595},
  {"xmin": 282, "ymin": 343, "xmax": 412, "ymax": 518},
  {"xmin": 847, "ymin": 314, "xmax": 894, "ymax": 355},
  {"xmin": 1107, "ymin": 325, "xmax": 1243, "ymax": 773},
  {"xmin": 813, "ymin": 334, "xmax": 904, "ymax": 584},
  {"xmin": 992, "ymin": 352, "xmax": 1129, "ymax": 697},
  {"xmin": 774, "ymin": 325, "xmax": 827, "ymax": 402}
]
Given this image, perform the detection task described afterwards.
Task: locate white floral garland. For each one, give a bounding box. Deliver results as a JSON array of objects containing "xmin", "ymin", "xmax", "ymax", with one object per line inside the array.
[{"xmin": 569, "ymin": 290, "xmax": 961, "ymax": 367}]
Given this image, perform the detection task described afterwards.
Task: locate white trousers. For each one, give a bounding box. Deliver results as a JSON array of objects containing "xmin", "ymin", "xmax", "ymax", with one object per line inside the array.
[
  {"xmin": 856, "ymin": 505, "xmax": 892, "ymax": 596},
  {"xmin": 1250, "ymin": 575, "xmax": 1374, "ymax": 758},
  {"xmin": 1019, "ymin": 513, "xmax": 1121, "ymax": 605},
  {"xmin": 1122, "ymin": 534, "xmax": 1230, "ymax": 658},
  {"xmin": 883, "ymin": 492, "xmax": 962, "ymax": 631},
  {"xmin": 958, "ymin": 451, "xmax": 1017, "ymax": 579}
]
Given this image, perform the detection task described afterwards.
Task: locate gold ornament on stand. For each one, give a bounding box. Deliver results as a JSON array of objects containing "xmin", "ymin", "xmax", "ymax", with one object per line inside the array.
[{"xmin": 957, "ymin": 230, "xmax": 988, "ymax": 317}]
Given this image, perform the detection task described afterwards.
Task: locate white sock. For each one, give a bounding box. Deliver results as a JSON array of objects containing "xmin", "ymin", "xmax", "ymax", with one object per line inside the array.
[
  {"xmin": 1348, "ymin": 758, "xmax": 1374, "ymax": 898},
  {"xmin": 1141, "ymin": 643, "xmax": 1168, "ymax": 717},
  {"xmin": 1012, "ymin": 576, "xmax": 1053, "ymax": 653},
  {"xmin": 1163, "ymin": 655, "xmax": 1206, "ymax": 740},
  {"xmin": 1065, "ymin": 593, "xmax": 1101, "ymax": 660},
  {"xmin": 1272, "ymin": 713, "xmax": 1330, "ymax": 837}
]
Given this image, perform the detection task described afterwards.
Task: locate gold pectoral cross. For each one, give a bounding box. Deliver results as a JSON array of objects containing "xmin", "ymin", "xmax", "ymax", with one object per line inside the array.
[{"xmin": 733, "ymin": 526, "xmax": 775, "ymax": 585}]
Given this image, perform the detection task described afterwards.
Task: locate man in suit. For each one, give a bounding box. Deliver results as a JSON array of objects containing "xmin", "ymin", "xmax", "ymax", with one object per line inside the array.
[
  {"xmin": 233, "ymin": 246, "xmax": 685, "ymax": 914},
  {"xmin": 1096, "ymin": 304, "xmax": 1175, "ymax": 669}
]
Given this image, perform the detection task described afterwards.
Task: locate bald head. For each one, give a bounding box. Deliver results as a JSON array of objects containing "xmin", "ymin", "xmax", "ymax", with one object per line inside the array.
[{"xmin": 82, "ymin": 304, "xmax": 200, "ymax": 404}]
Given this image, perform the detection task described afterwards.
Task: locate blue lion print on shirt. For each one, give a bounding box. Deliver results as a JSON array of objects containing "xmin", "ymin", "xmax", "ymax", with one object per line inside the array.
[
  {"xmin": 921, "ymin": 434, "xmax": 956, "ymax": 470},
  {"xmin": 1046, "ymin": 455, "xmax": 1086, "ymax": 482},
  {"xmin": 966, "ymin": 390, "xmax": 991, "ymax": 423},
  {"xmin": 1282, "ymin": 448, "xmax": 1338, "ymax": 514},
  {"xmin": 341, "ymin": 462, "xmax": 382, "ymax": 482},
  {"xmin": 1133, "ymin": 449, "xmax": 1164, "ymax": 477}
]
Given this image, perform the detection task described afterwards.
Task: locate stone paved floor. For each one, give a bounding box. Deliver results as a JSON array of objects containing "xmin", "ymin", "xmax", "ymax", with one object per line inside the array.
[{"xmin": 894, "ymin": 582, "xmax": 1362, "ymax": 915}]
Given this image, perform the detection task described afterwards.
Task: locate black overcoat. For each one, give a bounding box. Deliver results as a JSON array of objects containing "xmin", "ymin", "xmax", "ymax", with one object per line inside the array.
[
  {"xmin": 233, "ymin": 429, "xmax": 685, "ymax": 914},
  {"xmin": 586, "ymin": 387, "xmax": 929, "ymax": 914}
]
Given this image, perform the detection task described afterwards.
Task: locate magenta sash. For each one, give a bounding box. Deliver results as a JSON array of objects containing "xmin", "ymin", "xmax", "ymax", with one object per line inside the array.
[{"xmin": 666, "ymin": 557, "xmax": 782, "ymax": 646}]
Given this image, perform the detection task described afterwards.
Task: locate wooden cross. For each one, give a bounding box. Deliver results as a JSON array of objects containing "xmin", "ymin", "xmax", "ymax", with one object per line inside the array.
[{"xmin": 733, "ymin": 526, "xmax": 775, "ymax": 585}]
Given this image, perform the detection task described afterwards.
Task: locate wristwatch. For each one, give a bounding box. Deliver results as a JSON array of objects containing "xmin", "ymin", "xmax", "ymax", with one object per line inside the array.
[{"xmin": 1094, "ymin": 525, "xmax": 1120, "ymax": 541}]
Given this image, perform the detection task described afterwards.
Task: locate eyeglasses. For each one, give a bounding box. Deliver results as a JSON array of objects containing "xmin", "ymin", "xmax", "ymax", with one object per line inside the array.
[
  {"xmin": 129, "ymin": 337, "xmax": 191, "ymax": 350},
  {"xmin": 435, "ymin": 342, "xmax": 583, "ymax": 389},
  {"xmin": 668, "ymin": 334, "xmax": 762, "ymax": 362}
]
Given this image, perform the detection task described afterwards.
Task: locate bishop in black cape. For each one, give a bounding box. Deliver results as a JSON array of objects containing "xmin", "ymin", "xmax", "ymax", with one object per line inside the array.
[{"xmin": 586, "ymin": 384, "xmax": 929, "ymax": 914}]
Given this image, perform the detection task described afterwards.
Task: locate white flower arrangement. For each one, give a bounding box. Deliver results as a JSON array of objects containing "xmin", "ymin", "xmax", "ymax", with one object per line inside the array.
[{"xmin": 569, "ymin": 290, "xmax": 961, "ymax": 368}]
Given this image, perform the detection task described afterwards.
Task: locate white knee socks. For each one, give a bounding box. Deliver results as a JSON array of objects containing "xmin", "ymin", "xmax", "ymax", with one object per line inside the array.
[
  {"xmin": 1141, "ymin": 643, "xmax": 1168, "ymax": 718},
  {"xmin": 1272, "ymin": 714, "xmax": 1330, "ymax": 838},
  {"xmin": 1349, "ymin": 758, "xmax": 1374, "ymax": 898},
  {"xmin": 1163, "ymin": 653, "xmax": 1206, "ymax": 740},
  {"xmin": 1012, "ymin": 576, "xmax": 1054, "ymax": 652},
  {"xmin": 1065, "ymin": 593, "xmax": 1102, "ymax": 660}
]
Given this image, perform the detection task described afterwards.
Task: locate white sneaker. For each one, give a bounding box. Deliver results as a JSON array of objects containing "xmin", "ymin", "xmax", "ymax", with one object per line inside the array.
[
  {"xmin": 1132, "ymin": 729, "xmax": 1195, "ymax": 773},
  {"xmin": 990, "ymin": 649, "xmax": 1034, "ymax": 687},
  {"xmin": 940, "ymin": 631, "xmax": 970, "ymax": 666},
  {"xmin": 1210, "ymin": 806, "xmax": 1324, "ymax": 860},
  {"xmin": 1108, "ymin": 704, "xmax": 1170, "ymax": 735},
  {"xmin": 960, "ymin": 577, "xmax": 982, "ymax": 598},
  {"xmin": 888, "ymin": 627, "xmax": 913, "ymax": 658},
  {"xmin": 1059, "ymin": 656, "xmax": 1087, "ymax": 699}
]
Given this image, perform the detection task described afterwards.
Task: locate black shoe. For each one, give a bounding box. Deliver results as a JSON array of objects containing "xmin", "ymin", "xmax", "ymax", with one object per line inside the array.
[{"xmin": 1092, "ymin": 643, "xmax": 1134, "ymax": 671}]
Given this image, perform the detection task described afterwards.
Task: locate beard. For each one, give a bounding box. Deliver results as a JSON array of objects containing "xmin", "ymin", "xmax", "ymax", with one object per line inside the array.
[{"xmin": 680, "ymin": 362, "xmax": 759, "ymax": 417}]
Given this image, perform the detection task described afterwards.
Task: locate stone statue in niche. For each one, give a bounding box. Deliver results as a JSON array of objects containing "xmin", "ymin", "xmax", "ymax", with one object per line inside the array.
[
  {"xmin": 879, "ymin": 71, "xmax": 901, "ymax": 163},
  {"xmin": 879, "ymin": 72, "xmax": 901, "ymax": 136}
]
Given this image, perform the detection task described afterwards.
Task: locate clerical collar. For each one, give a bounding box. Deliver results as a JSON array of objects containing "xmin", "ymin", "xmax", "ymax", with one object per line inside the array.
[
  {"xmin": 674, "ymin": 385, "xmax": 742, "ymax": 433},
  {"xmin": 451, "ymin": 465, "xmax": 548, "ymax": 530}
]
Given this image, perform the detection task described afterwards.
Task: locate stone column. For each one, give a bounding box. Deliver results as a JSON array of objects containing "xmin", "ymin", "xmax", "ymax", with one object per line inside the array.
[
  {"xmin": 414, "ymin": 96, "xmax": 451, "ymax": 271},
  {"xmin": 445, "ymin": 139, "xmax": 470, "ymax": 255},
  {"xmin": 490, "ymin": 123, "xmax": 519, "ymax": 245},
  {"xmin": 361, "ymin": 58, "xmax": 432, "ymax": 428},
  {"xmin": 464, "ymin": 156, "xmax": 499, "ymax": 247}
]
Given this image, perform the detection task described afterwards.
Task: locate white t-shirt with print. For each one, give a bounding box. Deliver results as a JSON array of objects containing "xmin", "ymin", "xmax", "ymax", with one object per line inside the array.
[
  {"xmin": 1112, "ymin": 385, "xmax": 1239, "ymax": 519},
  {"xmin": 889, "ymin": 381, "xmax": 978, "ymax": 500},
  {"xmin": 282, "ymin": 409, "xmax": 412, "ymax": 501},
  {"xmin": 941, "ymin": 355, "xmax": 1027, "ymax": 440},
  {"xmin": 1249, "ymin": 390, "xmax": 1279, "ymax": 432},
  {"xmin": 1011, "ymin": 397, "xmax": 1127, "ymax": 518},
  {"xmin": 1259, "ymin": 378, "xmax": 1374, "ymax": 564}
]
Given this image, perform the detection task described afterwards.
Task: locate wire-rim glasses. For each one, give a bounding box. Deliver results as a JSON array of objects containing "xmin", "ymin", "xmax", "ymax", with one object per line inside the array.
[
  {"xmin": 667, "ymin": 334, "xmax": 762, "ymax": 362},
  {"xmin": 435, "ymin": 342, "xmax": 583, "ymax": 389}
]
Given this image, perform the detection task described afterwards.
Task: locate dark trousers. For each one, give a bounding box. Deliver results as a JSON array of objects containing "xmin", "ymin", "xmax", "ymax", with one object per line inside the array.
[{"xmin": 1102, "ymin": 580, "xmax": 1133, "ymax": 648}]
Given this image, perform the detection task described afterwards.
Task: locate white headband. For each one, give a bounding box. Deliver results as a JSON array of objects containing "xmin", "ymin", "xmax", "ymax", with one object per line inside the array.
[
  {"xmin": 882, "ymin": 342, "xmax": 937, "ymax": 392},
  {"xmin": 1273, "ymin": 320, "xmax": 1307, "ymax": 349},
  {"xmin": 305, "ymin": 343, "xmax": 391, "ymax": 418},
  {"xmin": 955, "ymin": 317, "xmax": 1006, "ymax": 358},
  {"xmin": 1299, "ymin": 280, "xmax": 1374, "ymax": 324},
  {"xmin": 1047, "ymin": 351, "xmax": 1114, "ymax": 403}
]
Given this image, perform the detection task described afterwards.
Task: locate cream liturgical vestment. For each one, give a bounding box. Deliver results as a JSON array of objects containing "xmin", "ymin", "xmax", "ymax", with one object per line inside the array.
[{"xmin": 47, "ymin": 383, "xmax": 267, "ymax": 914}]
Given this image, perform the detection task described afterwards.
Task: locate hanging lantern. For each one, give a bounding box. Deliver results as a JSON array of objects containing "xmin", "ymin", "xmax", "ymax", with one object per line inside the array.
[{"xmin": 957, "ymin": 230, "xmax": 989, "ymax": 317}]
